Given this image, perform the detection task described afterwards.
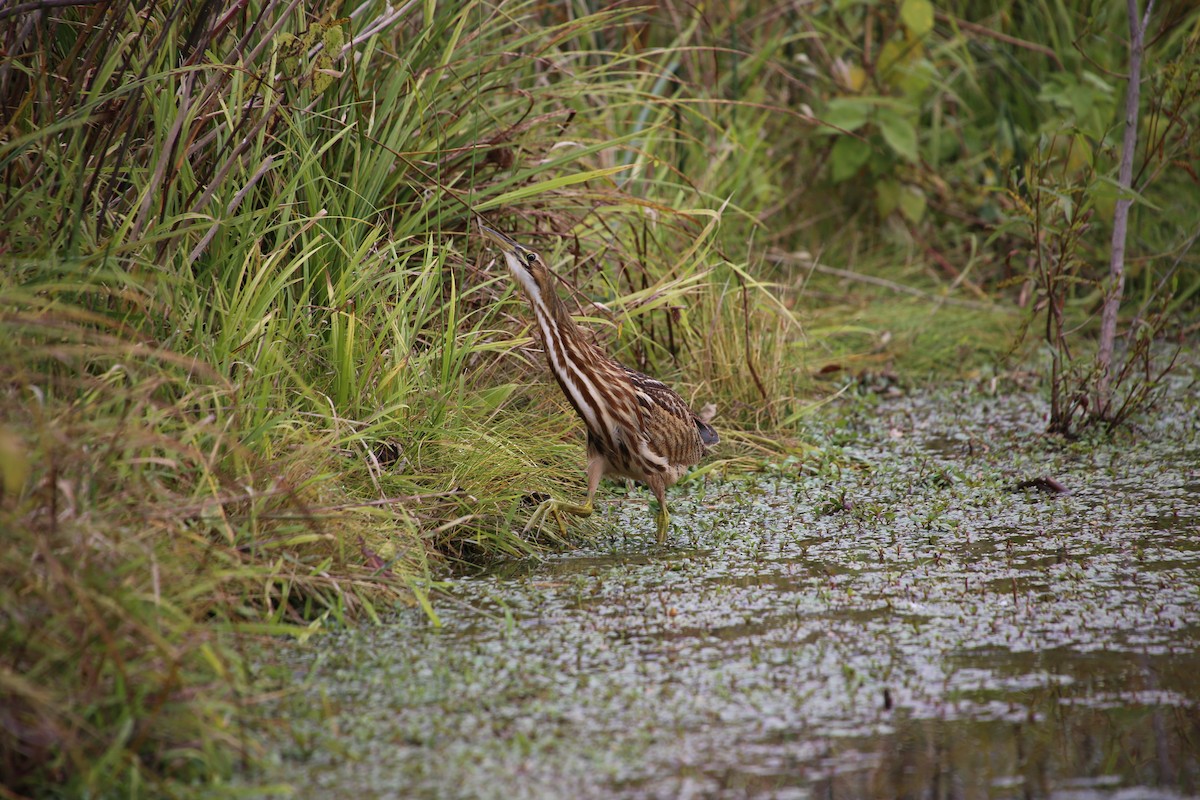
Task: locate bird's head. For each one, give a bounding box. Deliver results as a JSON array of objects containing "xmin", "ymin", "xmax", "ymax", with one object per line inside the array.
[{"xmin": 478, "ymin": 221, "xmax": 552, "ymax": 303}]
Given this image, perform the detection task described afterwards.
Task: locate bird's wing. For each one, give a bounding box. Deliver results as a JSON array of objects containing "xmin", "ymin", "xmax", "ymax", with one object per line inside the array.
[{"xmin": 625, "ymin": 367, "xmax": 719, "ymax": 447}]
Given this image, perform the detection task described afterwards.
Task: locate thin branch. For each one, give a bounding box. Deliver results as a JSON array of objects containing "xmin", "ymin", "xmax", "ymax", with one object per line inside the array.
[
  {"xmin": 937, "ymin": 12, "xmax": 1064, "ymax": 69},
  {"xmin": 739, "ymin": 276, "xmax": 769, "ymax": 407},
  {"xmin": 1096, "ymin": 0, "xmax": 1155, "ymax": 416}
]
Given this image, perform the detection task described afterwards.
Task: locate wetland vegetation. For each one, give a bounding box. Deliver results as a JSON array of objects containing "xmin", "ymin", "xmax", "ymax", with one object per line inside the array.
[{"xmin": 2, "ymin": 1, "xmax": 1198, "ymax": 797}]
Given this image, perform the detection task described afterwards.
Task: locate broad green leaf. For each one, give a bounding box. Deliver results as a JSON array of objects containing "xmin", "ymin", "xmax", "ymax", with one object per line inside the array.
[
  {"xmin": 875, "ymin": 180, "xmax": 902, "ymax": 217},
  {"xmin": 897, "ymin": 59, "xmax": 934, "ymax": 99},
  {"xmin": 876, "ymin": 108, "xmax": 919, "ymax": 162},
  {"xmin": 312, "ymin": 53, "xmax": 335, "ymax": 93},
  {"xmin": 1066, "ymin": 134, "xmax": 1093, "ymax": 174},
  {"xmin": 277, "ymin": 32, "xmax": 302, "ymax": 76},
  {"xmin": 820, "ymin": 97, "xmax": 875, "ymax": 135},
  {"xmin": 877, "ymin": 40, "xmax": 908, "ymax": 81},
  {"xmin": 901, "ymin": 0, "xmax": 935, "ymax": 37},
  {"xmin": 322, "ymin": 22, "xmax": 344, "ymax": 53},
  {"xmin": 831, "ymin": 136, "xmax": 871, "ymax": 182},
  {"xmin": 1081, "ymin": 70, "xmax": 1114, "ymax": 92},
  {"xmin": 899, "ymin": 185, "xmax": 927, "ymax": 223}
]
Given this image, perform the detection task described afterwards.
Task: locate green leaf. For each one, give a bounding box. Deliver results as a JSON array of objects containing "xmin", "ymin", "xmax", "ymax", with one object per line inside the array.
[
  {"xmin": 831, "ymin": 136, "xmax": 871, "ymax": 183},
  {"xmin": 1096, "ymin": 175, "xmax": 1161, "ymax": 211},
  {"xmin": 276, "ymin": 32, "xmax": 302, "ymax": 77},
  {"xmin": 876, "ymin": 108, "xmax": 919, "ymax": 162},
  {"xmin": 312, "ymin": 53, "xmax": 335, "ymax": 93},
  {"xmin": 877, "ymin": 40, "xmax": 907, "ymax": 80},
  {"xmin": 898, "ymin": 185, "xmax": 927, "ymax": 223},
  {"xmin": 475, "ymin": 164, "xmax": 634, "ymax": 211},
  {"xmin": 478, "ymin": 383, "xmax": 517, "ymax": 410},
  {"xmin": 875, "ymin": 180, "xmax": 902, "ymax": 217},
  {"xmin": 900, "ymin": 0, "xmax": 935, "ymax": 37},
  {"xmin": 820, "ymin": 97, "xmax": 874, "ymax": 135},
  {"xmin": 408, "ymin": 579, "xmax": 442, "ymax": 628},
  {"xmin": 322, "ymin": 22, "xmax": 345, "ymax": 54}
]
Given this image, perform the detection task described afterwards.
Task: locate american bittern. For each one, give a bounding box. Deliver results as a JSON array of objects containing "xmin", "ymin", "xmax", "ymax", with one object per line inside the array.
[{"xmin": 479, "ymin": 221, "xmax": 718, "ymax": 545}]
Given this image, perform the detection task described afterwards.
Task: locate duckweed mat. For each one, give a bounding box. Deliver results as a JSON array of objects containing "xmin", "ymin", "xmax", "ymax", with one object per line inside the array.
[{"xmin": 246, "ymin": 382, "xmax": 1200, "ymax": 799}]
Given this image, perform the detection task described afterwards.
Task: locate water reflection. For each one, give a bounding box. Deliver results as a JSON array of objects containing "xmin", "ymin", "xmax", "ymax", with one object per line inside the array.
[{"xmin": 822, "ymin": 702, "xmax": 1200, "ymax": 799}]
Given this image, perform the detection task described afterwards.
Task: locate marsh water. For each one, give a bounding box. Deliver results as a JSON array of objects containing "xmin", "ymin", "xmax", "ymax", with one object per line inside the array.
[{"xmin": 248, "ymin": 384, "xmax": 1200, "ymax": 799}]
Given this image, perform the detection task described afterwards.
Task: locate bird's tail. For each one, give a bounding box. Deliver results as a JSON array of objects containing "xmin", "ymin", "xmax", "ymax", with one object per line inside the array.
[{"xmin": 696, "ymin": 418, "xmax": 719, "ymax": 447}]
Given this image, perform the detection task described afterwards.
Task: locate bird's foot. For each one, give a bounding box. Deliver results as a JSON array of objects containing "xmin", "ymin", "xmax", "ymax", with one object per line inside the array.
[{"xmin": 524, "ymin": 498, "xmax": 594, "ymax": 537}]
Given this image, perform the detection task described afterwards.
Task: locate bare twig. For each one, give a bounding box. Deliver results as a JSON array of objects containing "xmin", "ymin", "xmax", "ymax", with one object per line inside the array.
[
  {"xmin": 739, "ymin": 276, "xmax": 769, "ymax": 407},
  {"xmin": 936, "ymin": 12, "xmax": 1064, "ymax": 69}
]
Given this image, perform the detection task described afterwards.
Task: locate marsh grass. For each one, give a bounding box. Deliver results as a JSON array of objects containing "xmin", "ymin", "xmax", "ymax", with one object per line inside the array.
[
  {"xmin": 2, "ymin": 0, "xmax": 1195, "ymax": 795},
  {"xmin": 0, "ymin": 1, "xmax": 809, "ymax": 794}
]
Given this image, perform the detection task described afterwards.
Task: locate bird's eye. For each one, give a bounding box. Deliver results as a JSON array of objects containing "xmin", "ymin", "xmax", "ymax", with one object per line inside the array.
[{"xmin": 524, "ymin": 252, "xmax": 537, "ymax": 265}]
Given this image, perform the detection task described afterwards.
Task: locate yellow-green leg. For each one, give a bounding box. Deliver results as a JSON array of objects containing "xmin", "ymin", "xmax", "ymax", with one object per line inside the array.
[
  {"xmin": 524, "ymin": 455, "xmax": 604, "ymax": 537},
  {"xmin": 649, "ymin": 475, "xmax": 670, "ymax": 545},
  {"xmin": 655, "ymin": 502, "xmax": 670, "ymax": 545}
]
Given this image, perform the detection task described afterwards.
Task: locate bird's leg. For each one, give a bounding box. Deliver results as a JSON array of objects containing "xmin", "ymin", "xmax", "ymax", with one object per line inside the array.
[
  {"xmin": 648, "ymin": 475, "xmax": 670, "ymax": 545},
  {"xmin": 525, "ymin": 496, "xmax": 592, "ymax": 537},
  {"xmin": 525, "ymin": 455, "xmax": 605, "ymax": 537}
]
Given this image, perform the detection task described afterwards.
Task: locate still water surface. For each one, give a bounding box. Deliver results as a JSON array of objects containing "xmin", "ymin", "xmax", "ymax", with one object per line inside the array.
[{"xmin": 250, "ymin": 386, "xmax": 1200, "ymax": 799}]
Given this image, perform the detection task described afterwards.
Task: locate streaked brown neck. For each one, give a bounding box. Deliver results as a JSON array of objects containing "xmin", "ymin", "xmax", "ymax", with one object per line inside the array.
[
  {"xmin": 524, "ymin": 279, "xmax": 601, "ymax": 368},
  {"xmin": 518, "ymin": 273, "xmax": 626, "ymax": 438}
]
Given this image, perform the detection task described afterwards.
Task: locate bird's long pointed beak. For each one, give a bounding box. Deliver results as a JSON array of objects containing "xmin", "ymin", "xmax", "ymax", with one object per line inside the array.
[{"xmin": 478, "ymin": 220, "xmax": 520, "ymax": 254}]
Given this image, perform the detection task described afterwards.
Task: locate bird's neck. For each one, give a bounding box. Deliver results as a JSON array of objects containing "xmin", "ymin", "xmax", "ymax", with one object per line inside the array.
[
  {"xmin": 522, "ymin": 280, "xmax": 625, "ymax": 437},
  {"xmin": 526, "ymin": 284, "xmax": 592, "ymax": 359}
]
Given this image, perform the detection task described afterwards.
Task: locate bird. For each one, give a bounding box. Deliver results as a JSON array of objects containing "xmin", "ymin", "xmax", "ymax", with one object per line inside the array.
[{"xmin": 478, "ymin": 220, "xmax": 718, "ymax": 545}]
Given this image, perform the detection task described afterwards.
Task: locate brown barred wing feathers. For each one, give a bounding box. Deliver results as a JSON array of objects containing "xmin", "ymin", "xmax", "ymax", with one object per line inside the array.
[{"xmin": 625, "ymin": 368, "xmax": 718, "ymax": 471}]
